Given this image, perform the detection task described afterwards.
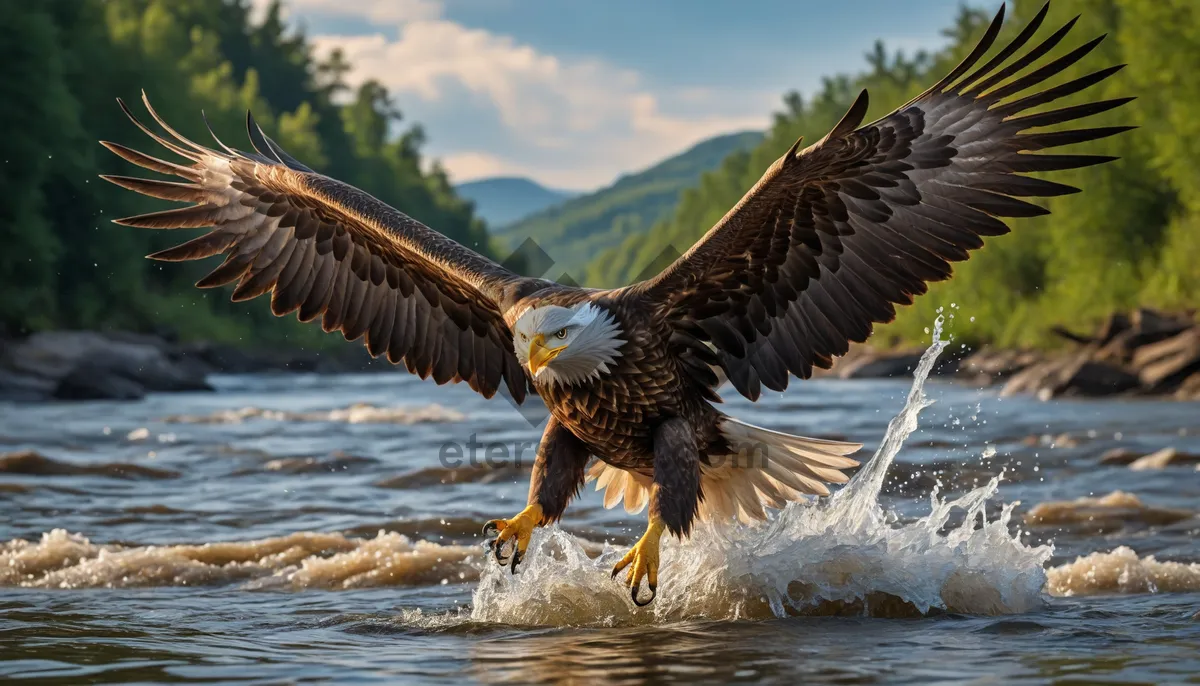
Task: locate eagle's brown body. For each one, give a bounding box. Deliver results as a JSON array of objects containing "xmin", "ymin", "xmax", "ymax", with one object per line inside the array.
[
  {"xmin": 513, "ymin": 289, "xmax": 723, "ymax": 472},
  {"xmin": 102, "ymin": 2, "xmax": 1130, "ymax": 604}
]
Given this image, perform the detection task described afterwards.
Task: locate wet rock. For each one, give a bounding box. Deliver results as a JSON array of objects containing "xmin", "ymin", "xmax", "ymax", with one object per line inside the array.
[
  {"xmin": 1128, "ymin": 447, "xmax": 1200, "ymax": 471},
  {"xmin": 1132, "ymin": 328, "xmax": 1200, "ymax": 391},
  {"xmin": 0, "ymin": 367, "xmax": 57, "ymax": 402},
  {"xmin": 1176, "ymin": 372, "xmax": 1200, "ymax": 400},
  {"xmin": 1053, "ymin": 358, "xmax": 1142, "ymax": 397},
  {"xmin": 837, "ymin": 350, "xmax": 924, "ymax": 379},
  {"xmin": 55, "ymin": 362, "xmax": 149, "ymax": 401},
  {"xmin": 957, "ymin": 347, "xmax": 1040, "ymax": 385},
  {"xmin": 161, "ymin": 403, "xmax": 463, "ymax": 425},
  {"xmin": 0, "ymin": 328, "xmax": 401, "ymax": 402},
  {"xmin": 169, "ymin": 339, "xmax": 385, "ymax": 375},
  {"xmin": 836, "ymin": 348, "xmax": 960, "ymax": 379},
  {"xmin": 1000, "ymin": 352, "xmax": 1139, "ymax": 400},
  {"xmin": 0, "ymin": 331, "xmax": 212, "ymax": 401},
  {"xmin": 969, "ymin": 309, "xmax": 1198, "ymax": 400},
  {"xmin": 1095, "ymin": 311, "xmax": 1132, "ymax": 345},
  {"xmin": 1130, "ymin": 307, "xmax": 1192, "ymax": 339}
]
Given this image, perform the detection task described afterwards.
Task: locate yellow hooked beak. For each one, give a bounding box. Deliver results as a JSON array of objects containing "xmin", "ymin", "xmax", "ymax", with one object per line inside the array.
[{"xmin": 527, "ymin": 333, "xmax": 566, "ymax": 376}]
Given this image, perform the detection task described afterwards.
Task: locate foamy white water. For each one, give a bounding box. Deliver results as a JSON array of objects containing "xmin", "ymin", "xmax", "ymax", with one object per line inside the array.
[{"xmin": 471, "ymin": 317, "xmax": 1052, "ymax": 626}]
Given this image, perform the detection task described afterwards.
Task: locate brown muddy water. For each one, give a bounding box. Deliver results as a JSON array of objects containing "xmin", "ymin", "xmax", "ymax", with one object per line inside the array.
[{"xmin": 2, "ymin": 332, "xmax": 1198, "ymax": 684}]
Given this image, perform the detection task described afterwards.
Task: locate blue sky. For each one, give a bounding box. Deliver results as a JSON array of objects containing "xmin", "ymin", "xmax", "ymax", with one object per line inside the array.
[{"xmin": 259, "ymin": 0, "xmax": 994, "ymax": 190}]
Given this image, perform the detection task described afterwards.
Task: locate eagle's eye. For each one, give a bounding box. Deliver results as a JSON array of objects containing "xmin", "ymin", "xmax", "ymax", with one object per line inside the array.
[
  {"xmin": 520, "ymin": 333, "xmax": 527, "ymax": 341},
  {"xmin": 554, "ymin": 328, "xmax": 568, "ymax": 340}
]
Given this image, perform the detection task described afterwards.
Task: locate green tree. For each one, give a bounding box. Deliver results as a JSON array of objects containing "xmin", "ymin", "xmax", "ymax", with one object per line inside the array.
[
  {"xmin": 0, "ymin": 0, "xmax": 497, "ymax": 347},
  {"xmin": 587, "ymin": 2, "xmax": 1197, "ymax": 347}
]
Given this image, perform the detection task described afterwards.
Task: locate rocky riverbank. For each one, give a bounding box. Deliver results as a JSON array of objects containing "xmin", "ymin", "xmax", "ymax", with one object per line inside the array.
[
  {"xmin": 827, "ymin": 308, "xmax": 1200, "ymax": 400},
  {"xmin": 0, "ymin": 330, "xmax": 390, "ymax": 402},
  {"xmin": 4, "ymin": 309, "xmax": 1197, "ymax": 402}
]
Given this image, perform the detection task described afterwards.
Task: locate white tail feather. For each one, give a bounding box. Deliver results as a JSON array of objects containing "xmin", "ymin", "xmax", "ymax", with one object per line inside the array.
[{"xmin": 584, "ymin": 416, "xmax": 862, "ymax": 525}]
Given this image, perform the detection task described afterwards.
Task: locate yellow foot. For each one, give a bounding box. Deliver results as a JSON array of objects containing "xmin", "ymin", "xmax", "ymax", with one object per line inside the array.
[
  {"xmin": 611, "ymin": 518, "xmax": 665, "ymax": 606},
  {"xmin": 482, "ymin": 503, "xmax": 543, "ymax": 574}
]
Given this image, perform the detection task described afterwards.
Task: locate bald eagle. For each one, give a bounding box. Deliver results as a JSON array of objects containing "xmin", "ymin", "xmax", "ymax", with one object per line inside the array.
[{"xmin": 103, "ymin": 3, "xmax": 1128, "ymax": 605}]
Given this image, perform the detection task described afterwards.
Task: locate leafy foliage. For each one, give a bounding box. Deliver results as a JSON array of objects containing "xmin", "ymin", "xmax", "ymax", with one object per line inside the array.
[
  {"xmin": 587, "ymin": 2, "xmax": 1198, "ymax": 347},
  {"xmin": 0, "ymin": 0, "xmax": 491, "ymax": 347}
]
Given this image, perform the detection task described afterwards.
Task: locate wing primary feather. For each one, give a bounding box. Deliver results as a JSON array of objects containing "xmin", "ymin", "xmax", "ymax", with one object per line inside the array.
[
  {"xmin": 897, "ymin": 3, "xmax": 1006, "ymax": 110},
  {"xmin": 1017, "ymin": 126, "xmax": 1135, "ymax": 151},
  {"xmin": 140, "ymin": 91, "xmax": 220, "ymax": 158},
  {"xmin": 116, "ymin": 97, "xmax": 201, "ymax": 162},
  {"xmin": 245, "ymin": 110, "xmax": 281, "ymax": 163},
  {"xmin": 100, "ymin": 141, "xmax": 201, "ymax": 180},
  {"xmin": 113, "ymin": 205, "xmax": 219, "ymax": 229},
  {"xmin": 953, "ymin": 2, "xmax": 1051, "ymax": 94},
  {"xmin": 828, "ymin": 89, "xmax": 870, "ymax": 139},
  {"xmin": 201, "ymin": 110, "xmax": 241, "ymax": 157},
  {"xmin": 984, "ymin": 34, "xmax": 1107, "ymax": 103},
  {"xmin": 232, "ymin": 239, "xmax": 295, "ymax": 302},
  {"xmin": 99, "ymin": 175, "xmax": 206, "ymax": 202},
  {"xmin": 967, "ymin": 15, "xmax": 1080, "ymax": 97},
  {"xmin": 1002, "ymin": 152, "xmax": 1118, "ymax": 173},
  {"xmin": 196, "ymin": 251, "xmax": 256, "ymax": 289},
  {"xmin": 299, "ymin": 252, "xmax": 337, "ymax": 322},
  {"xmin": 147, "ymin": 231, "xmax": 239, "ymax": 262},
  {"xmin": 1003, "ymin": 97, "xmax": 1134, "ymax": 129},
  {"xmin": 245, "ymin": 110, "xmax": 314, "ymax": 172},
  {"xmin": 995, "ymin": 65, "xmax": 1127, "ymax": 117}
]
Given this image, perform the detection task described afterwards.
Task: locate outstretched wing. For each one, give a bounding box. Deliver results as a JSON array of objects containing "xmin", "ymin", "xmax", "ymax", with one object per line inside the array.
[
  {"xmin": 103, "ymin": 94, "xmax": 532, "ymax": 402},
  {"xmin": 636, "ymin": 2, "xmax": 1132, "ymax": 400}
]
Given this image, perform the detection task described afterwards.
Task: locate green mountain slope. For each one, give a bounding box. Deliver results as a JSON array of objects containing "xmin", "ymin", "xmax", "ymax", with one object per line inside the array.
[
  {"xmin": 454, "ymin": 177, "xmax": 577, "ymax": 228},
  {"xmin": 494, "ymin": 131, "xmax": 762, "ymax": 279}
]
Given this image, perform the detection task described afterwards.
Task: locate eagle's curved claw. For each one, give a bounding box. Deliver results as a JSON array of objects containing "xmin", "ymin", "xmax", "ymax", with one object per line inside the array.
[
  {"xmin": 483, "ymin": 520, "xmax": 512, "ymax": 565},
  {"xmin": 632, "ymin": 583, "xmax": 656, "ymax": 607},
  {"xmin": 611, "ymin": 519, "xmax": 663, "ymax": 607},
  {"xmin": 481, "ymin": 503, "xmax": 543, "ymax": 573}
]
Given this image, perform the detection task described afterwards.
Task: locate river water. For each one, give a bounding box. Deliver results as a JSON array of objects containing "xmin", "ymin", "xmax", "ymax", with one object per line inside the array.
[{"xmin": 2, "ymin": 330, "xmax": 1198, "ymax": 684}]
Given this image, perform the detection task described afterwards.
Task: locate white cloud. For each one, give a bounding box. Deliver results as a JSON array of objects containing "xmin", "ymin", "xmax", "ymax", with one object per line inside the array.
[
  {"xmin": 303, "ymin": 14, "xmax": 771, "ymax": 188},
  {"xmin": 435, "ymin": 151, "xmax": 518, "ymax": 181},
  {"xmin": 251, "ymin": 0, "xmax": 442, "ymax": 24}
]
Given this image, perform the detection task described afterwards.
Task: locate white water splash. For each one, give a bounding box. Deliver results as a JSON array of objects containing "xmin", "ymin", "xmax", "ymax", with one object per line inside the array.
[{"xmin": 471, "ymin": 317, "xmax": 1052, "ymax": 626}]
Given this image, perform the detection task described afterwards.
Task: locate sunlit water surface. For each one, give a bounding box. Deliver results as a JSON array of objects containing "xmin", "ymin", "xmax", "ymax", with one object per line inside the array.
[{"xmin": 2, "ymin": 332, "xmax": 1198, "ymax": 684}]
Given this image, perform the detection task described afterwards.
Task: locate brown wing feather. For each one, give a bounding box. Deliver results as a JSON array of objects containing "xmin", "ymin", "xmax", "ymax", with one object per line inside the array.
[
  {"xmin": 103, "ymin": 93, "xmax": 535, "ymax": 402},
  {"xmin": 636, "ymin": 2, "xmax": 1133, "ymax": 400}
]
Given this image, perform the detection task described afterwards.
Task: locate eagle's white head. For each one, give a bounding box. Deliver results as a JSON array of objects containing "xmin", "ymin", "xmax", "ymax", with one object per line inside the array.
[{"xmin": 511, "ymin": 302, "xmax": 625, "ymax": 387}]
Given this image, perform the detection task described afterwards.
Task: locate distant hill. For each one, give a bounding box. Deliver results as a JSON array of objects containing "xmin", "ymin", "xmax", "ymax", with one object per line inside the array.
[
  {"xmin": 454, "ymin": 177, "xmax": 578, "ymax": 228},
  {"xmin": 494, "ymin": 131, "xmax": 763, "ymax": 281}
]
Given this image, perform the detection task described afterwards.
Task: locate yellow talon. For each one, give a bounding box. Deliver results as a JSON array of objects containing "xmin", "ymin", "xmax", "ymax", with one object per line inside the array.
[
  {"xmin": 611, "ymin": 515, "xmax": 665, "ymax": 606},
  {"xmin": 483, "ymin": 503, "xmax": 543, "ymax": 573}
]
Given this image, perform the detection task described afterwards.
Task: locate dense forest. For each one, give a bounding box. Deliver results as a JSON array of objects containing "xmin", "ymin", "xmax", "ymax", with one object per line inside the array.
[
  {"xmin": 0, "ymin": 0, "xmax": 491, "ymax": 347},
  {"xmin": 587, "ymin": 0, "xmax": 1200, "ymax": 348}
]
